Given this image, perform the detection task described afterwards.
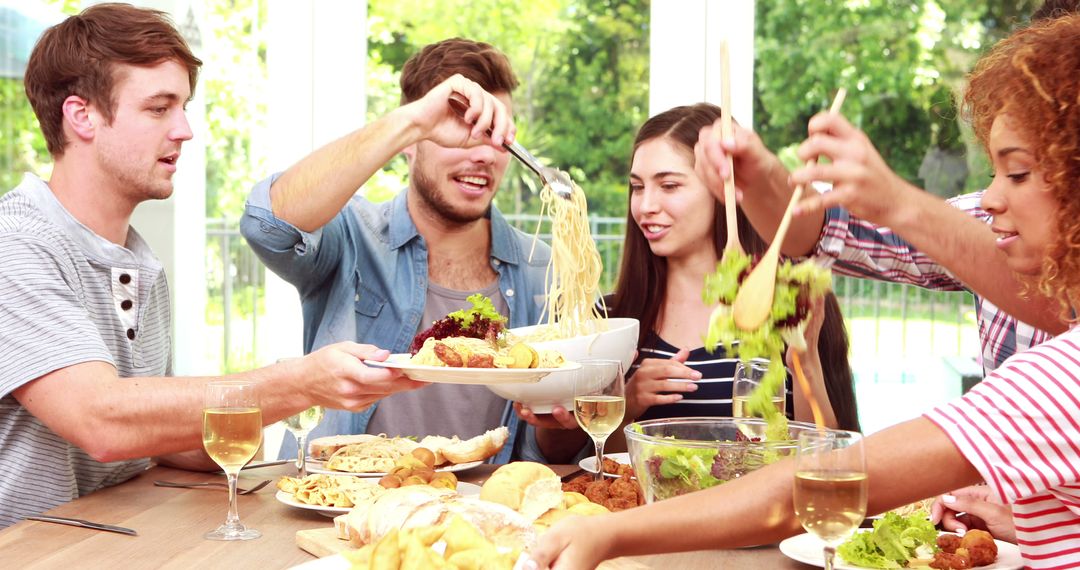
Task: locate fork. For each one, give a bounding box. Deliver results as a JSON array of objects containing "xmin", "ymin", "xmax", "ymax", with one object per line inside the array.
[
  {"xmin": 447, "ymin": 93, "xmax": 574, "ymax": 200},
  {"xmin": 153, "ymin": 479, "xmax": 272, "ymax": 495}
]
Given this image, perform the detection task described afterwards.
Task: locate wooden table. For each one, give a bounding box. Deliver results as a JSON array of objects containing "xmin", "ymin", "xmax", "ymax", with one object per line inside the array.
[{"xmin": 0, "ymin": 463, "xmax": 814, "ymax": 569}]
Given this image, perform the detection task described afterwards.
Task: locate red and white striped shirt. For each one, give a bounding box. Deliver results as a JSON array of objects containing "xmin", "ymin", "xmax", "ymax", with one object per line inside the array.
[
  {"xmin": 813, "ymin": 192, "xmax": 1055, "ymax": 373},
  {"xmin": 925, "ymin": 327, "xmax": 1080, "ymax": 568}
]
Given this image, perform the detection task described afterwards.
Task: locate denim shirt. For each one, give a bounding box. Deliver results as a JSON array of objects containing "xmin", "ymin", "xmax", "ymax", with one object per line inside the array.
[{"xmin": 240, "ymin": 173, "xmax": 552, "ymax": 463}]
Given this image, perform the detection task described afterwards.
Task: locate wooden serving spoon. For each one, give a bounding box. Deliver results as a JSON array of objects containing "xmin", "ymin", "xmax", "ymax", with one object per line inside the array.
[
  {"xmin": 718, "ymin": 39, "xmax": 743, "ymax": 257},
  {"xmin": 731, "ymin": 88, "xmax": 847, "ymax": 331}
]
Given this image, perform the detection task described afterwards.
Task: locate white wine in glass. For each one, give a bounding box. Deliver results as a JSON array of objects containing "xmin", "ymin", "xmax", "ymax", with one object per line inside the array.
[
  {"xmin": 202, "ymin": 380, "xmax": 262, "ymax": 541},
  {"xmin": 793, "ymin": 430, "xmax": 867, "ymax": 570},
  {"xmin": 279, "ymin": 405, "xmax": 323, "ymax": 477},
  {"xmin": 573, "ymin": 359, "xmax": 626, "ymax": 481},
  {"xmin": 732, "ymin": 358, "xmax": 785, "ymax": 418},
  {"xmin": 275, "ymin": 358, "xmax": 324, "ymax": 477}
]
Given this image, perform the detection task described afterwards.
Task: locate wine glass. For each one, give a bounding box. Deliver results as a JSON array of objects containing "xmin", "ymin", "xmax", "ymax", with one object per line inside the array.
[
  {"xmin": 732, "ymin": 358, "xmax": 784, "ymax": 418},
  {"xmin": 202, "ymin": 380, "xmax": 263, "ymax": 541},
  {"xmin": 572, "ymin": 359, "xmax": 626, "ymax": 481},
  {"xmin": 793, "ymin": 430, "xmax": 867, "ymax": 570},
  {"xmin": 276, "ymin": 358, "xmax": 324, "ymax": 477}
]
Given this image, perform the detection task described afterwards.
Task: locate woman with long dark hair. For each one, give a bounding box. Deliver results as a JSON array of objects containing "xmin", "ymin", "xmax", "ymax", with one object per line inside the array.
[{"xmin": 607, "ymin": 103, "xmax": 859, "ymax": 432}]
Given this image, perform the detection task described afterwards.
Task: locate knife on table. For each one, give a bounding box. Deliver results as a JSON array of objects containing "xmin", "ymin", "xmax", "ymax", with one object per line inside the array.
[{"xmin": 23, "ymin": 515, "xmax": 138, "ymax": 536}]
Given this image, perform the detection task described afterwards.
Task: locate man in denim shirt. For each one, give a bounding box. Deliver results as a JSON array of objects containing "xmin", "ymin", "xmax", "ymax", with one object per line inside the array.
[{"xmin": 241, "ymin": 39, "xmax": 552, "ymax": 463}]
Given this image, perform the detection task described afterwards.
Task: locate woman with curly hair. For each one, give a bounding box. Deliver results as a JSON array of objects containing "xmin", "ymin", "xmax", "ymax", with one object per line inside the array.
[{"xmin": 526, "ymin": 14, "xmax": 1080, "ymax": 570}]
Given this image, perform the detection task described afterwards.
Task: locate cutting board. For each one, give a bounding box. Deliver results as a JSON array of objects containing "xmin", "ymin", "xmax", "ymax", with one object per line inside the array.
[
  {"xmin": 296, "ymin": 527, "xmax": 351, "ymax": 558},
  {"xmin": 295, "ymin": 527, "xmax": 649, "ymax": 569}
]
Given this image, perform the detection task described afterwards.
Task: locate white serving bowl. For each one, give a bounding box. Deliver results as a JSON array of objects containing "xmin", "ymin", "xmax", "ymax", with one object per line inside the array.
[{"xmin": 485, "ymin": 317, "xmax": 639, "ymax": 413}]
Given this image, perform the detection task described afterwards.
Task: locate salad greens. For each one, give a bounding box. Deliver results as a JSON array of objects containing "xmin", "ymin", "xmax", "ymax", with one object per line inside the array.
[
  {"xmin": 409, "ymin": 293, "xmax": 509, "ymax": 354},
  {"xmin": 447, "ymin": 294, "xmax": 507, "ymax": 328},
  {"xmin": 836, "ymin": 511, "xmax": 939, "ymax": 569},
  {"xmin": 702, "ymin": 250, "xmax": 831, "ymax": 431},
  {"xmin": 647, "ymin": 444, "xmax": 721, "ymax": 500}
]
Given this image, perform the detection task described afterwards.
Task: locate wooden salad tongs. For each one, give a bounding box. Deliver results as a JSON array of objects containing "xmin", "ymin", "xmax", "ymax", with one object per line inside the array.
[{"xmin": 718, "ymin": 40, "xmax": 743, "ymax": 258}]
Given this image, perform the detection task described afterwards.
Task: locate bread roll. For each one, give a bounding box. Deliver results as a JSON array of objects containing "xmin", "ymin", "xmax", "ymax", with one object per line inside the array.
[
  {"xmin": 479, "ymin": 462, "xmax": 563, "ymax": 521},
  {"xmin": 419, "ymin": 426, "xmax": 510, "ymax": 464},
  {"xmin": 333, "ymin": 513, "xmax": 350, "ymax": 540}
]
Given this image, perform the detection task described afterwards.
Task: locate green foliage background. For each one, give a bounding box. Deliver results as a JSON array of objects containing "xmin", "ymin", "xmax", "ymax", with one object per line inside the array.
[{"xmin": 757, "ymin": 0, "xmax": 1040, "ymax": 195}]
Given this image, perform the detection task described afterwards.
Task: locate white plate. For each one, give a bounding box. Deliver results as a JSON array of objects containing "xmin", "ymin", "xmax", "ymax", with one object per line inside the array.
[
  {"xmin": 778, "ymin": 531, "xmax": 1023, "ymax": 570},
  {"xmin": 578, "ymin": 452, "xmax": 631, "ymax": 478},
  {"xmin": 276, "ymin": 482, "xmax": 482, "ymax": 516},
  {"xmin": 365, "ymin": 354, "xmax": 579, "ymax": 385},
  {"xmin": 307, "ymin": 459, "xmax": 484, "ymax": 478}
]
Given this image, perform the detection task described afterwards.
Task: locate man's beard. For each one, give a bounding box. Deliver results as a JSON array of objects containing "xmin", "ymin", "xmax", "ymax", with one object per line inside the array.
[{"xmin": 411, "ymin": 161, "xmax": 491, "ymax": 225}]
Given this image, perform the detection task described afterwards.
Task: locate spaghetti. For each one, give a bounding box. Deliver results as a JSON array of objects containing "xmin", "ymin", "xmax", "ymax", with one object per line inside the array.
[{"xmin": 528, "ymin": 181, "xmax": 608, "ymax": 340}]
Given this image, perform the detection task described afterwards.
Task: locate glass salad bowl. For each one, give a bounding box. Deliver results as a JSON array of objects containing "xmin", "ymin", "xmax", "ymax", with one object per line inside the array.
[{"xmin": 624, "ymin": 417, "xmax": 821, "ymax": 503}]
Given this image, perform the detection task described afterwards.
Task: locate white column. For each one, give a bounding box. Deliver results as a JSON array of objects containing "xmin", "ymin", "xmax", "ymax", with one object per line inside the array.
[
  {"xmin": 649, "ymin": 0, "xmax": 756, "ymax": 126},
  {"xmin": 262, "ymin": 0, "xmax": 367, "ymax": 458},
  {"xmin": 93, "ymin": 0, "xmax": 209, "ymax": 375},
  {"xmin": 261, "ymin": 0, "xmax": 367, "ymax": 367}
]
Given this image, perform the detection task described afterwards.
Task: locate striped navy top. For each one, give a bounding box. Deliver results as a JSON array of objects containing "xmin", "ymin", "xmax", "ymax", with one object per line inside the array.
[
  {"xmin": 0, "ymin": 174, "xmax": 172, "ymax": 528},
  {"xmin": 631, "ymin": 332, "xmax": 794, "ymax": 422}
]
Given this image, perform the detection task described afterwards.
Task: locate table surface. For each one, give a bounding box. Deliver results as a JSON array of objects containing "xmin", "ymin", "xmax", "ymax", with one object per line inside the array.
[{"xmin": 0, "ymin": 463, "xmax": 816, "ymax": 569}]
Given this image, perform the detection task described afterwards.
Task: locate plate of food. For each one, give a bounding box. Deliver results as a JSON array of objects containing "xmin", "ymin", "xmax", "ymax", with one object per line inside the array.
[
  {"xmin": 370, "ymin": 293, "xmax": 577, "ymax": 385},
  {"xmin": 307, "ymin": 429, "xmax": 507, "ymax": 476},
  {"xmin": 578, "ymin": 452, "xmax": 633, "ymax": 478},
  {"xmin": 365, "ymin": 353, "xmax": 578, "ymax": 385},
  {"xmin": 307, "ymin": 459, "xmax": 483, "ymax": 478},
  {"xmin": 779, "ymin": 528, "xmax": 1021, "ymax": 569},
  {"xmin": 275, "ymin": 481, "xmax": 482, "ymax": 516}
]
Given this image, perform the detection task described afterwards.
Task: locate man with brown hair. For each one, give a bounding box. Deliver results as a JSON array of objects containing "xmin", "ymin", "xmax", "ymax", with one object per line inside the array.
[
  {"xmin": 241, "ymin": 38, "xmax": 551, "ymax": 462},
  {"xmin": 0, "ymin": 3, "xmax": 419, "ymax": 528}
]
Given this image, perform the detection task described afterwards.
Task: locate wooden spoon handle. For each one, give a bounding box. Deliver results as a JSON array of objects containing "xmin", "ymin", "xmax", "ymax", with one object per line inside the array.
[{"xmin": 719, "ymin": 40, "xmax": 742, "ymax": 254}]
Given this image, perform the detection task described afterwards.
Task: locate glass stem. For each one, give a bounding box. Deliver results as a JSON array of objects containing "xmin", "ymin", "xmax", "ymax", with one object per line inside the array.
[
  {"xmin": 593, "ymin": 437, "xmax": 607, "ymax": 482},
  {"xmin": 225, "ymin": 472, "xmax": 241, "ymax": 528},
  {"xmin": 296, "ymin": 434, "xmax": 307, "ymax": 477},
  {"xmin": 823, "ymin": 545, "xmax": 836, "ymax": 570}
]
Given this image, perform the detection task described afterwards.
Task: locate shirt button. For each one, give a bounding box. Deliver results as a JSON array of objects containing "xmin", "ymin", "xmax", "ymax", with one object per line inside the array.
[
  {"xmin": 119, "ymin": 273, "xmax": 132, "ymax": 285},
  {"xmin": 354, "ymin": 293, "xmax": 360, "ymax": 302},
  {"xmin": 126, "ymin": 329, "xmax": 136, "ymax": 340},
  {"xmin": 121, "ymin": 300, "xmax": 133, "ymax": 311},
  {"xmin": 492, "ymin": 259, "xmax": 501, "ymax": 266},
  {"xmin": 505, "ymin": 288, "xmax": 515, "ymax": 297}
]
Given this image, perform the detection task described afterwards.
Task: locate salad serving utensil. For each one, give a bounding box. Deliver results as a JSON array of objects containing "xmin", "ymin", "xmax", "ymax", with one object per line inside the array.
[
  {"xmin": 718, "ymin": 40, "xmax": 743, "ymax": 257},
  {"xmin": 447, "ymin": 93, "xmax": 574, "ymax": 200},
  {"xmin": 731, "ymin": 88, "xmax": 848, "ymax": 331},
  {"xmin": 24, "ymin": 515, "xmax": 137, "ymax": 536},
  {"xmin": 154, "ymin": 479, "xmax": 271, "ymax": 495}
]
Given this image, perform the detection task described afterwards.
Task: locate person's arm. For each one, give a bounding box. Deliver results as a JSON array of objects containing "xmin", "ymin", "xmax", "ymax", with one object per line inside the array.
[
  {"xmin": 515, "ymin": 404, "xmax": 590, "ymax": 464},
  {"xmin": 526, "ymin": 417, "xmax": 980, "ymax": 569},
  {"xmin": 694, "ymin": 121, "xmax": 825, "ymax": 256},
  {"xmin": 11, "ymin": 343, "xmax": 424, "ymax": 463},
  {"xmin": 790, "ymin": 112, "xmax": 1064, "ymax": 334},
  {"xmin": 270, "ymin": 74, "xmax": 514, "ymax": 233},
  {"xmin": 155, "ymin": 449, "xmax": 218, "ymax": 471}
]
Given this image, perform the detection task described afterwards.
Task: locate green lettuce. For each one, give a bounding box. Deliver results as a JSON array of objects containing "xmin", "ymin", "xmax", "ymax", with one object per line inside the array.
[
  {"xmin": 837, "ymin": 511, "xmax": 939, "ymax": 568},
  {"xmin": 836, "ymin": 531, "xmax": 902, "ymax": 569},
  {"xmin": 701, "ymin": 253, "xmax": 831, "ymax": 427},
  {"xmin": 447, "ymin": 293, "xmax": 506, "ymax": 327}
]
